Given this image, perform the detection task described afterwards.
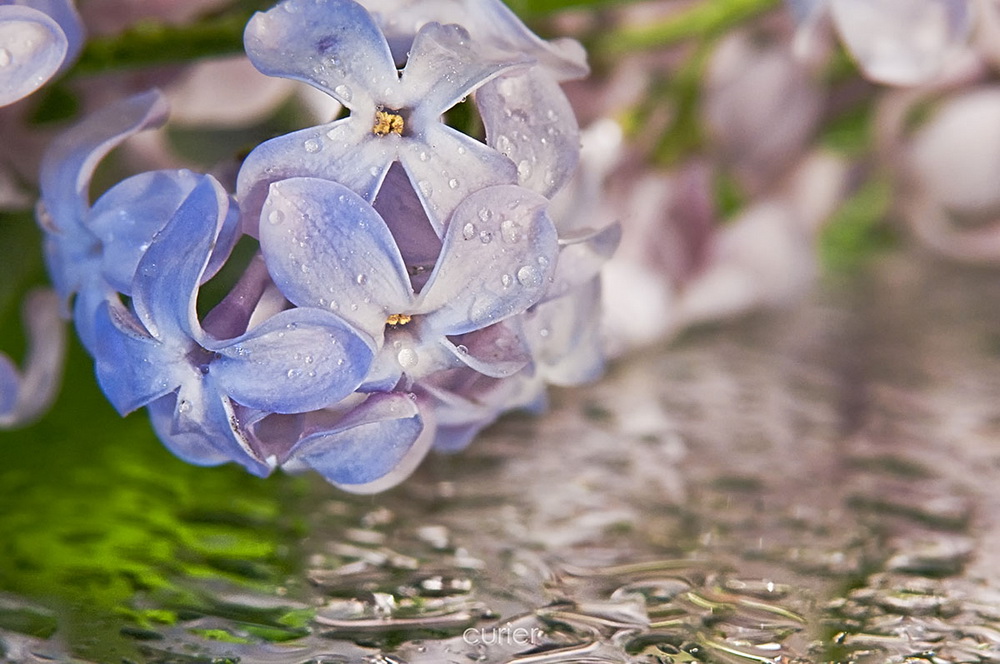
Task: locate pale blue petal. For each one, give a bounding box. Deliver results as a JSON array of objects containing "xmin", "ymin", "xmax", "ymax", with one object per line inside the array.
[
  {"xmin": 236, "ymin": 119, "xmax": 394, "ymax": 234},
  {"xmin": 290, "ymin": 392, "xmax": 425, "ymax": 487},
  {"xmin": 26, "ymin": 0, "xmax": 84, "ymax": 64},
  {"xmin": 259, "ymin": 177, "xmax": 413, "ymax": 339},
  {"xmin": 398, "ymin": 122, "xmax": 517, "ymax": 235},
  {"xmin": 70, "ymin": 277, "xmax": 115, "ymax": 354},
  {"xmin": 416, "ymin": 185, "xmax": 558, "ymax": 335},
  {"xmin": 131, "ymin": 176, "xmax": 231, "ymax": 341},
  {"xmin": 443, "ymin": 321, "xmax": 531, "ymax": 378},
  {"xmin": 40, "ymin": 90, "xmax": 168, "ymax": 239},
  {"xmin": 527, "ymin": 277, "xmax": 605, "ymax": 385},
  {"xmin": 209, "ymin": 306, "xmax": 374, "ymax": 414},
  {"xmin": 542, "ymin": 222, "xmax": 621, "ymax": 303},
  {"xmin": 0, "ymin": 5, "xmax": 66, "ymax": 107},
  {"xmin": 400, "ymin": 21, "xmax": 529, "ymax": 120},
  {"xmin": 147, "ymin": 394, "xmax": 235, "ymax": 467},
  {"xmin": 360, "ymin": 0, "xmax": 588, "ymax": 81},
  {"xmin": 244, "ymin": 0, "xmax": 398, "ymax": 108},
  {"xmin": 478, "ymin": 70, "xmax": 579, "ymax": 197},
  {"xmin": 93, "ymin": 300, "xmax": 182, "ymax": 416},
  {"xmin": 89, "ymin": 169, "xmax": 205, "ymax": 294}
]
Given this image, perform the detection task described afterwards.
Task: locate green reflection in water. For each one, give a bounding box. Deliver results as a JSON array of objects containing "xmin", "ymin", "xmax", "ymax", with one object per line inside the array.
[{"xmin": 0, "ymin": 330, "xmax": 310, "ymax": 660}]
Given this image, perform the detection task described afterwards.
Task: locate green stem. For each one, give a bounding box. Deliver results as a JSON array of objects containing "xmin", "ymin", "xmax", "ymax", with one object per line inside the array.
[
  {"xmin": 595, "ymin": 0, "xmax": 781, "ymax": 55},
  {"xmin": 67, "ymin": 2, "xmax": 274, "ymax": 76}
]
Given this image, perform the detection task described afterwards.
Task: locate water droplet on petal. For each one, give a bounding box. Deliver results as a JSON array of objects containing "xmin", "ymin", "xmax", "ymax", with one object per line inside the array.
[
  {"xmin": 419, "ymin": 151, "xmax": 430, "ymax": 162},
  {"xmin": 268, "ymin": 209, "xmax": 285, "ymax": 225},
  {"xmin": 178, "ymin": 399, "xmax": 192, "ymax": 414},
  {"xmin": 456, "ymin": 344, "xmax": 469, "ymax": 355},
  {"xmin": 457, "ymin": 145, "xmax": 466, "ymax": 155},
  {"xmin": 0, "ymin": 49, "xmax": 12, "ymax": 68},
  {"xmin": 418, "ymin": 180, "xmax": 433, "ymax": 198},
  {"xmin": 448, "ymin": 178, "xmax": 459, "ymax": 189},
  {"xmin": 462, "ymin": 222, "xmax": 476, "ymax": 240},
  {"xmin": 397, "ymin": 347, "xmax": 419, "ymax": 369},
  {"xmin": 304, "ymin": 138, "xmax": 321, "ymax": 153},
  {"xmin": 356, "ymin": 273, "xmax": 367, "ymax": 285},
  {"xmin": 516, "ymin": 264, "xmax": 542, "ymax": 288},
  {"xmin": 479, "ymin": 230, "xmax": 493, "ymax": 244},
  {"xmin": 334, "ymin": 84, "xmax": 353, "ymax": 101},
  {"xmin": 304, "ymin": 355, "xmax": 314, "ymax": 364},
  {"xmin": 478, "ymin": 208, "xmax": 492, "ymax": 222},
  {"xmin": 501, "ymin": 273, "xmax": 512, "ymax": 288},
  {"xmin": 500, "ymin": 218, "xmax": 519, "ymax": 243},
  {"xmin": 286, "ymin": 368, "xmax": 301, "ymax": 379},
  {"xmin": 517, "ymin": 160, "xmax": 532, "ymax": 181}
]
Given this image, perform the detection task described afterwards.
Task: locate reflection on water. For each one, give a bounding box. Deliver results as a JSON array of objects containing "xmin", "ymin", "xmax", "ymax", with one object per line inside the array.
[{"xmin": 4, "ymin": 254, "xmax": 1000, "ymax": 663}]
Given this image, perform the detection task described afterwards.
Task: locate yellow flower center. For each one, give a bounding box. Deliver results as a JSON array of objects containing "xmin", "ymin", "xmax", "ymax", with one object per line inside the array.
[
  {"xmin": 386, "ymin": 313, "xmax": 412, "ymax": 326},
  {"xmin": 373, "ymin": 110, "xmax": 404, "ymax": 136}
]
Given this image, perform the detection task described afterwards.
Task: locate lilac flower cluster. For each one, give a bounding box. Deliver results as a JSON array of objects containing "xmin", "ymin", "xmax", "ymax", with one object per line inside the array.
[{"xmin": 37, "ymin": 0, "xmax": 614, "ymax": 491}]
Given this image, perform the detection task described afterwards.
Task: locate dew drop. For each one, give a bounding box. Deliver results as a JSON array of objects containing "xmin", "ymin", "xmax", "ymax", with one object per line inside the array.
[
  {"xmin": 397, "ymin": 347, "xmax": 419, "ymax": 369},
  {"xmin": 478, "ymin": 208, "xmax": 492, "ymax": 222},
  {"xmin": 300, "ymin": 263, "xmax": 310, "ymax": 273},
  {"xmin": 286, "ymin": 368, "xmax": 301, "ymax": 379},
  {"xmin": 304, "ymin": 138, "xmax": 321, "ymax": 153},
  {"xmin": 356, "ymin": 273, "xmax": 367, "ymax": 285},
  {"xmin": 517, "ymin": 160, "xmax": 532, "ymax": 181},
  {"xmin": 495, "ymin": 134, "xmax": 512, "ymax": 155},
  {"xmin": 418, "ymin": 180, "xmax": 433, "ymax": 198},
  {"xmin": 267, "ymin": 209, "xmax": 285, "ymax": 225},
  {"xmin": 516, "ymin": 264, "xmax": 542, "ymax": 288},
  {"xmin": 334, "ymin": 84, "xmax": 353, "ymax": 101},
  {"xmin": 419, "ymin": 151, "xmax": 430, "ymax": 162},
  {"xmin": 448, "ymin": 178, "xmax": 459, "ymax": 189},
  {"xmin": 177, "ymin": 399, "xmax": 192, "ymax": 414},
  {"xmin": 546, "ymin": 109, "xmax": 558, "ymax": 122},
  {"xmin": 304, "ymin": 355, "xmax": 315, "ymax": 364},
  {"xmin": 457, "ymin": 145, "xmax": 466, "ymax": 155},
  {"xmin": 500, "ymin": 218, "xmax": 519, "ymax": 243},
  {"xmin": 501, "ymin": 273, "xmax": 512, "ymax": 288},
  {"xmin": 537, "ymin": 255, "xmax": 550, "ymax": 267},
  {"xmin": 370, "ymin": 166, "xmax": 380, "ymax": 176},
  {"xmin": 462, "ymin": 222, "xmax": 476, "ymax": 240},
  {"xmin": 456, "ymin": 344, "xmax": 469, "ymax": 355},
  {"xmin": 539, "ymin": 328, "xmax": 550, "ymax": 338},
  {"xmin": 479, "ymin": 230, "xmax": 493, "ymax": 244}
]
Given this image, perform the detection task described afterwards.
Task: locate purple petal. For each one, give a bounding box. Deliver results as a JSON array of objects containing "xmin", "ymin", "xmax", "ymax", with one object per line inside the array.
[
  {"xmin": 32, "ymin": 0, "xmax": 85, "ymax": 65},
  {"xmin": 147, "ymin": 394, "xmax": 237, "ymax": 467},
  {"xmin": 0, "ymin": 5, "xmax": 67, "ymax": 107},
  {"xmin": 400, "ymin": 21, "xmax": 530, "ymax": 120},
  {"xmin": 0, "ymin": 289, "xmax": 65, "ymax": 427},
  {"xmin": 416, "ymin": 185, "xmax": 559, "ymax": 334},
  {"xmin": 373, "ymin": 161, "xmax": 442, "ymax": 286},
  {"xmin": 290, "ymin": 392, "xmax": 427, "ymax": 489},
  {"xmin": 209, "ymin": 306, "xmax": 375, "ymax": 413},
  {"xmin": 259, "ymin": 177, "xmax": 413, "ymax": 339},
  {"xmin": 244, "ymin": 0, "xmax": 398, "ymax": 108},
  {"xmin": 131, "ymin": 175, "xmax": 231, "ymax": 341},
  {"xmin": 202, "ymin": 255, "xmax": 272, "ymax": 340},
  {"xmin": 236, "ymin": 119, "xmax": 394, "ymax": 234},
  {"xmin": 93, "ymin": 300, "xmax": 182, "ymax": 416},
  {"xmin": 478, "ymin": 70, "xmax": 579, "ymax": 197},
  {"xmin": 399, "ymin": 122, "xmax": 517, "ymax": 235},
  {"xmin": 444, "ymin": 321, "xmax": 531, "ymax": 378}
]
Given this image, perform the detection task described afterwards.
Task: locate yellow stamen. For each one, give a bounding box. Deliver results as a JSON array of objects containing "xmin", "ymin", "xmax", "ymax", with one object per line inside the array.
[
  {"xmin": 373, "ymin": 110, "xmax": 404, "ymax": 136},
  {"xmin": 386, "ymin": 313, "xmax": 412, "ymax": 326}
]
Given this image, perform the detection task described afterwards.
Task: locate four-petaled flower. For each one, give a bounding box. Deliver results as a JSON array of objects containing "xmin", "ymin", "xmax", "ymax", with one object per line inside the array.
[{"xmin": 237, "ymin": 0, "xmax": 530, "ymax": 236}]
